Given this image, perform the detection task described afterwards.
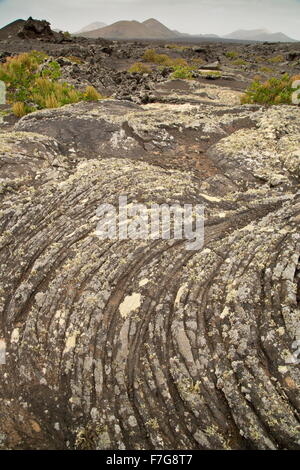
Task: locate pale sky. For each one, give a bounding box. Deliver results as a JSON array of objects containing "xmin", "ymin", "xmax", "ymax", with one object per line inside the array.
[{"xmin": 0, "ymin": 0, "xmax": 300, "ymax": 39}]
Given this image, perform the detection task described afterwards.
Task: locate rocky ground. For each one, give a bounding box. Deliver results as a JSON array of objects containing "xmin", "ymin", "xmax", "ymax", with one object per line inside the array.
[{"xmin": 0, "ymin": 32, "xmax": 300, "ymax": 450}]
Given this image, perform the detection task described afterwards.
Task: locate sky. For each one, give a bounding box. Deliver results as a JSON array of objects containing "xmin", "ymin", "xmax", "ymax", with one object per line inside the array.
[{"xmin": 0, "ymin": 0, "xmax": 300, "ymax": 39}]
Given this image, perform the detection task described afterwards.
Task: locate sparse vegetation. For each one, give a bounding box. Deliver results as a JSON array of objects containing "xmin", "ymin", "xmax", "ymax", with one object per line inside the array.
[
  {"xmin": 225, "ymin": 51, "xmax": 238, "ymax": 59},
  {"xmin": 170, "ymin": 66, "xmax": 193, "ymax": 80},
  {"xmin": 241, "ymin": 74, "xmax": 300, "ymax": 105},
  {"xmin": 142, "ymin": 48, "xmax": 194, "ymax": 81},
  {"xmin": 66, "ymin": 56, "xmax": 84, "ymax": 64},
  {"xmin": 0, "ymin": 51, "xmax": 103, "ymax": 116},
  {"xmin": 165, "ymin": 44, "xmax": 189, "ymax": 51},
  {"xmin": 190, "ymin": 57, "xmax": 205, "ymax": 68},
  {"xmin": 142, "ymin": 48, "xmax": 170, "ymax": 65},
  {"xmin": 231, "ymin": 58, "xmax": 248, "ymax": 66},
  {"xmin": 83, "ymin": 85, "xmax": 103, "ymax": 101},
  {"xmin": 12, "ymin": 102, "xmax": 27, "ymax": 117},
  {"xmin": 200, "ymin": 70, "xmax": 221, "ymax": 78},
  {"xmin": 259, "ymin": 66, "xmax": 274, "ymax": 74},
  {"xmin": 268, "ymin": 54, "xmax": 285, "ymax": 64},
  {"xmin": 142, "ymin": 48, "xmax": 188, "ymax": 68},
  {"xmin": 254, "ymin": 55, "xmax": 265, "ymax": 63},
  {"xmin": 128, "ymin": 62, "xmax": 152, "ymax": 74}
]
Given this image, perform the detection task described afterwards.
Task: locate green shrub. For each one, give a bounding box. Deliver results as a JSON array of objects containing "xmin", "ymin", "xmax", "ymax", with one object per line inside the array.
[
  {"xmin": 66, "ymin": 56, "xmax": 84, "ymax": 64},
  {"xmin": 225, "ymin": 51, "xmax": 238, "ymax": 59},
  {"xmin": 142, "ymin": 49, "xmax": 166, "ymax": 63},
  {"xmin": 172, "ymin": 58, "xmax": 189, "ymax": 67},
  {"xmin": 128, "ymin": 62, "xmax": 152, "ymax": 73},
  {"xmin": 0, "ymin": 51, "xmax": 45, "ymax": 103},
  {"xmin": 200, "ymin": 70, "xmax": 221, "ymax": 78},
  {"xmin": 254, "ymin": 55, "xmax": 265, "ymax": 63},
  {"xmin": 268, "ymin": 54, "xmax": 284, "ymax": 64},
  {"xmin": 241, "ymin": 74, "xmax": 300, "ymax": 105},
  {"xmin": 83, "ymin": 86, "xmax": 103, "ymax": 101},
  {"xmin": 142, "ymin": 49, "xmax": 188, "ymax": 68},
  {"xmin": 231, "ymin": 58, "xmax": 248, "ymax": 66},
  {"xmin": 41, "ymin": 60, "xmax": 62, "ymax": 80},
  {"xmin": 190, "ymin": 58, "xmax": 205, "ymax": 68},
  {"xmin": 170, "ymin": 66, "xmax": 193, "ymax": 80},
  {"xmin": 259, "ymin": 66, "xmax": 274, "ymax": 74},
  {"xmin": 165, "ymin": 44, "xmax": 189, "ymax": 51},
  {"xmin": 0, "ymin": 51, "xmax": 103, "ymax": 116},
  {"xmin": 12, "ymin": 102, "xmax": 28, "ymax": 117}
]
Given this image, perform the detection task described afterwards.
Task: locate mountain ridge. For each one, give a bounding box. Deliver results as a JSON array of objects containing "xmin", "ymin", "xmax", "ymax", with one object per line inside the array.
[
  {"xmin": 0, "ymin": 17, "xmax": 297, "ymax": 43},
  {"xmin": 225, "ymin": 28, "xmax": 296, "ymax": 42},
  {"xmin": 75, "ymin": 19, "xmax": 297, "ymax": 42},
  {"xmin": 76, "ymin": 18, "xmax": 178, "ymax": 39},
  {"xmin": 74, "ymin": 21, "xmax": 107, "ymax": 34}
]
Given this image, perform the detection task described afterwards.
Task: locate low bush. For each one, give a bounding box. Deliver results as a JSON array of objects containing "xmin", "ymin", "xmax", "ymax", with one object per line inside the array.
[
  {"xmin": 231, "ymin": 58, "xmax": 248, "ymax": 66},
  {"xmin": 190, "ymin": 58, "xmax": 205, "ymax": 68},
  {"xmin": 259, "ymin": 66, "xmax": 274, "ymax": 74},
  {"xmin": 142, "ymin": 49, "xmax": 188, "ymax": 68},
  {"xmin": 200, "ymin": 70, "xmax": 221, "ymax": 78},
  {"xmin": 0, "ymin": 51, "xmax": 103, "ymax": 116},
  {"xmin": 142, "ymin": 49, "xmax": 169, "ymax": 65},
  {"xmin": 268, "ymin": 54, "xmax": 285, "ymax": 64},
  {"xmin": 12, "ymin": 102, "xmax": 28, "ymax": 117},
  {"xmin": 225, "ymin": 51, "xmax": 238, "ymax": 59},
  {"xmin": 66, "ymin": 56, "xmax": 84, "ymax": 64},
  {"xmin": 241, "ymin": 74, "xmax": 300, "ymax": 105},
  {"xmin": 253, "ymin": 55, "xmax": 265, "ymax": 63},
  {"xmin": 83, "ymin": 86, "xmax": 103, "ymax": 101},
  {"xmin": 128, "ymin": 62, "xmax": 152, "ymax": 74},
  {"xmin": 170, "ymin": 66, "xmax": 193, "ymax": 80},
  {"xmin": 165, "ymin": 44, "xmax": 189, "ymax": 52}
]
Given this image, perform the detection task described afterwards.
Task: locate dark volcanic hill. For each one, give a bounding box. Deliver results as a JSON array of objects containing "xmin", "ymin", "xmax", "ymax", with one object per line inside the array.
[
  {"xmin": 0, "ymin": 17, "xmax": 66, "ymax": 41},
  {"xmin": 0, "ymin": 19, "xmax": 25, "ymax": 40}
]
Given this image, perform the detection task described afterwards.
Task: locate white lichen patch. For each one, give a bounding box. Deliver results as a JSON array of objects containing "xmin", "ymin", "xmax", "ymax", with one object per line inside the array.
[
  {"xmin": 199, "ymin": 193, "xmax": 221, "ymax": 203},
  {"xmin": 119, "ymin": 293, "xmax": 141, "ymax": 318},
  {"xmin": 64, "ymin": 331, "xmax": 80, "ymax": 354},
  {"xmin": 11, "ymin": 328, "xmax": 20, "ymax": 344},
  {"xmin": 174, "ymin": 283, "xmax": 188, "ymax": 307}
]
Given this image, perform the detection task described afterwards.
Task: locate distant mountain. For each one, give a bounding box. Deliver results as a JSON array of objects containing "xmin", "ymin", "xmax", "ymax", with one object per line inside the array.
[
  {"xmin": 202, "ymin": 33, "xmax": 220, "ymax": 38},
  {"xmin": 194, "ymin": 33, "xmax": 220, "ymax": 39},
  {"xmin": 74, "ymin": 22, "xmax": 107, "ymax": 35},
  {"xmin": 2, "ymin": 17, "xmax": 295, "ymax": 43},
  {"xmin": 76, "ymin": 18, "xmax": 178, "ymax": 39},
  {"xmin": 225, "ymin": 29, "xmax": 296, "ymax": 42},
  {"xmin": 142, "ymin": 18, "xmax": 177, "ymax": 38},
  {"xmin": 172, "ymin": 29, "xmax": 190, "ymax": 37}
]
